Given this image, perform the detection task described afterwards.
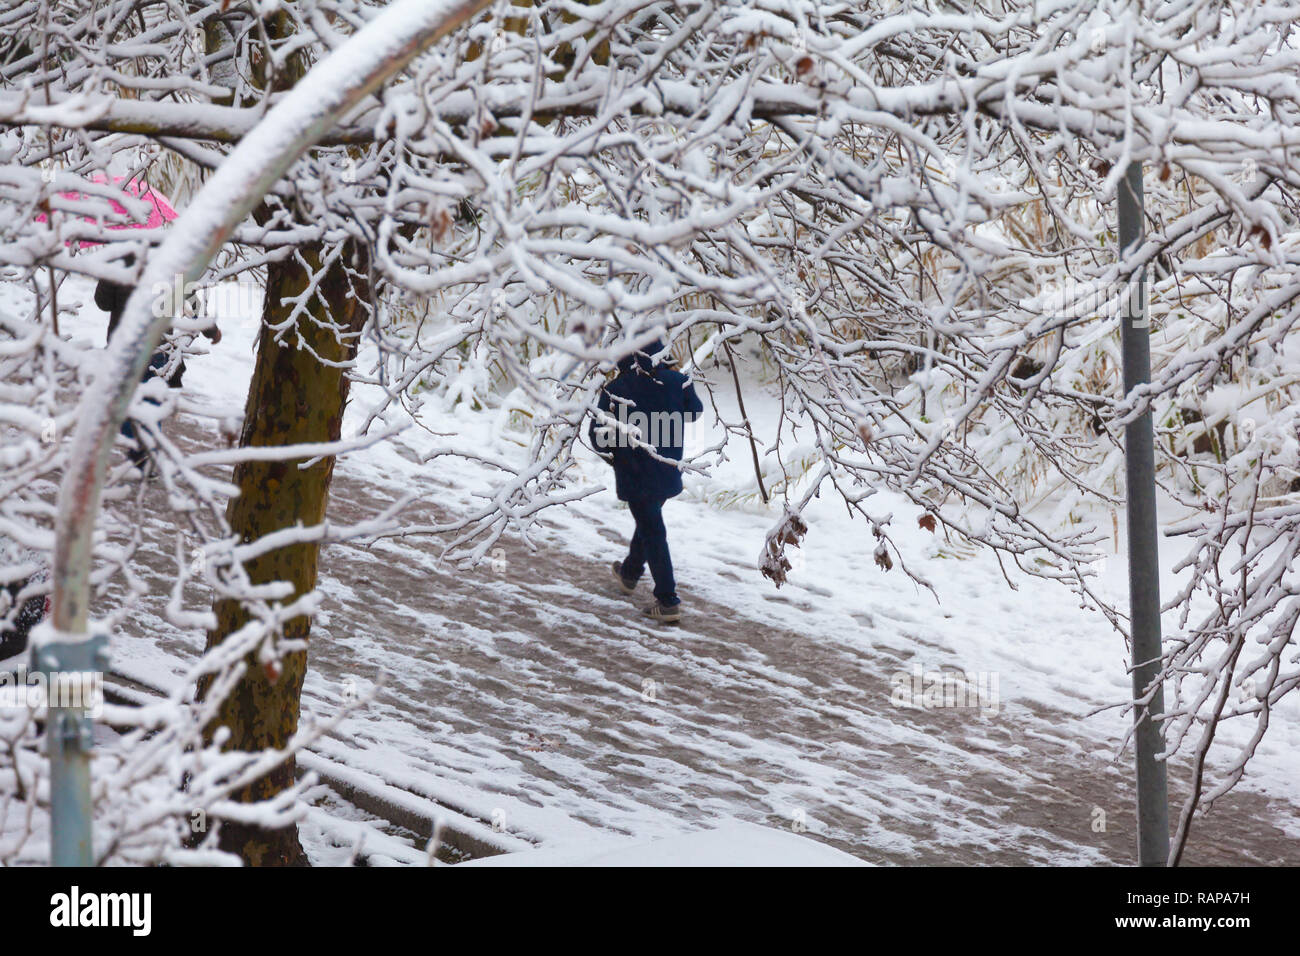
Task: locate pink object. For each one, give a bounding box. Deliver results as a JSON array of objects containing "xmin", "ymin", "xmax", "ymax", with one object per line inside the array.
[{"xmin": 35, "ymin": 173, "xmax": 178, "ymax": 246}]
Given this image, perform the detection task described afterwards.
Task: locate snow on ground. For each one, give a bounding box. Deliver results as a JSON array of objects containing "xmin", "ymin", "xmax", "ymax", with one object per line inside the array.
[
  {"xmin": 461, "ymin": 821, "xmax": 868, "ymax": 867},
  {"xmin": 28, "ymin": 276, "xmax": 1300, "ymax": 864}
]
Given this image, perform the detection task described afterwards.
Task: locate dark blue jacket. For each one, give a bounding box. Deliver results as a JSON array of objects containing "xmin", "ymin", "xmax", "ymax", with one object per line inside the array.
[
  {"xmin": 96, "ymin": 278, "xmax": 215, "ymax": 389},
  {"xmin": 589, "ymin": 341, "xmax": 704, "ymax": 502}
]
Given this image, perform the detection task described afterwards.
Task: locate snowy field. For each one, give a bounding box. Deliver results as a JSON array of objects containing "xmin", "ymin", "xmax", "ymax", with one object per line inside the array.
[{"xmin": 6, "ymin": 276, "xmax": 1292, "ymax": 866}]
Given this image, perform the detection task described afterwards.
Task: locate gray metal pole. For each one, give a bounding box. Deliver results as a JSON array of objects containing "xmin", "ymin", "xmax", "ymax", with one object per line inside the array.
[
  {"xmin": 32, "ymin": 633, "xmax": 107, "ymax": 866},
  {"xmin": 1118, "ymin": 161, "xmax": 1170, "ymax": 866}
]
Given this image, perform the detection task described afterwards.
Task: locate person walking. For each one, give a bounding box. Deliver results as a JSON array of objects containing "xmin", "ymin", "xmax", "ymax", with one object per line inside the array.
[
  {"xmin": 589, "ymin": 339, "xmax": 703, "ymax": 624},
  {"xmin": 0, "ymin": 540, "xmax": 48, "ymax": 662},
  {"xmin": 95, "ymin": 255, "xmax": 219, "ymax": 470},
  {"xmin": 45, "ymin": 175, "xmax": 206, "ymax": 471}
]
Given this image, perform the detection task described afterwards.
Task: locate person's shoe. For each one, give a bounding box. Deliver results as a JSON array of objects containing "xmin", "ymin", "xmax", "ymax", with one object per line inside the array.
[
  {"xmin": 643, "ymin": 601, "xmax": 682, "ymax": 625},
  {"xmin": 126, "ymin": 449, "xmax": 155, "ymax": 480},
  {"xmin": 612, "ymin": 561, "xmax": 637, "ymax": 594}
]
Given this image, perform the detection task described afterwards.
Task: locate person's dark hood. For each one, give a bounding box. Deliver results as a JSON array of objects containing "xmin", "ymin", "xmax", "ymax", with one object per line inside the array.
[{"xmin": 618, "ymin": 339, "xmax": 668, "ymax": 373}]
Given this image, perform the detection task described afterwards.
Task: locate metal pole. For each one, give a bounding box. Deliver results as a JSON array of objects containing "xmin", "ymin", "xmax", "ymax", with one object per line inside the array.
[
  {"xmin": 31, "ymin": 633, "xmax": 107, "ymax": 866},
  {"xmin": 43, "ymin": 0, "xmax": 494, "ymax": 866},
  {"xmin": 1118, "ymin": 161, "xmax": 1170, "ymax": 866}
]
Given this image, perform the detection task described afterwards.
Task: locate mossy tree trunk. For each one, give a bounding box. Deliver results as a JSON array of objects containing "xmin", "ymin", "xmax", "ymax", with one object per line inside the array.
[{"xmin": 198, "ymin": 242, "xmax": 369, "ymax": 866}]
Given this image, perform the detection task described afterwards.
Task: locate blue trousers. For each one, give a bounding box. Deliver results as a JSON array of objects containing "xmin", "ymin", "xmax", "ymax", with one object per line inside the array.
[
  {"xmin": 119, "ymin": 352, "xmax": 172, "ymax": 462},
  {"xmin": 620, "ymin": 496, "xmax": 679, "ymax": 606}
]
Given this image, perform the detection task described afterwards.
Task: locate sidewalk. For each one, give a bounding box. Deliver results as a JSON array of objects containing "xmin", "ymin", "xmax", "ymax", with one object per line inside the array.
[{"xmin": 88, "ymin": 412, "xmax": 1300, "ymax": 866}]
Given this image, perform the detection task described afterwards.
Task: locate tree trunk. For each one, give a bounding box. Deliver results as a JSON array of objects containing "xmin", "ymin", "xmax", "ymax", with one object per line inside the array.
[{"xmin": 198, "ymin": 241, "xmax": 368, "ymax": 866}]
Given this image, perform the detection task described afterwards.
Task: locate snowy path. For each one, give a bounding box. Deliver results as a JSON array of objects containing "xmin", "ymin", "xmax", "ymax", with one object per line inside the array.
[
  {"xmin": 92, "ymin": 413, "xmax": 1300, "ymax": 866},
  {"xmin": 40, "ymin": 276, "xmax": 1290, "ymax": 866}
]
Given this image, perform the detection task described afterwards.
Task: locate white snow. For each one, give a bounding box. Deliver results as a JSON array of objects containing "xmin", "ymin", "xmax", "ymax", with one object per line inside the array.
[
  {"xmin": 461, "ymin": 822, "xmax": 868, "ymax": 867},
  {"xmin": 43, "ymin": 273, "xmax": 1296, "ymax": 866}
]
